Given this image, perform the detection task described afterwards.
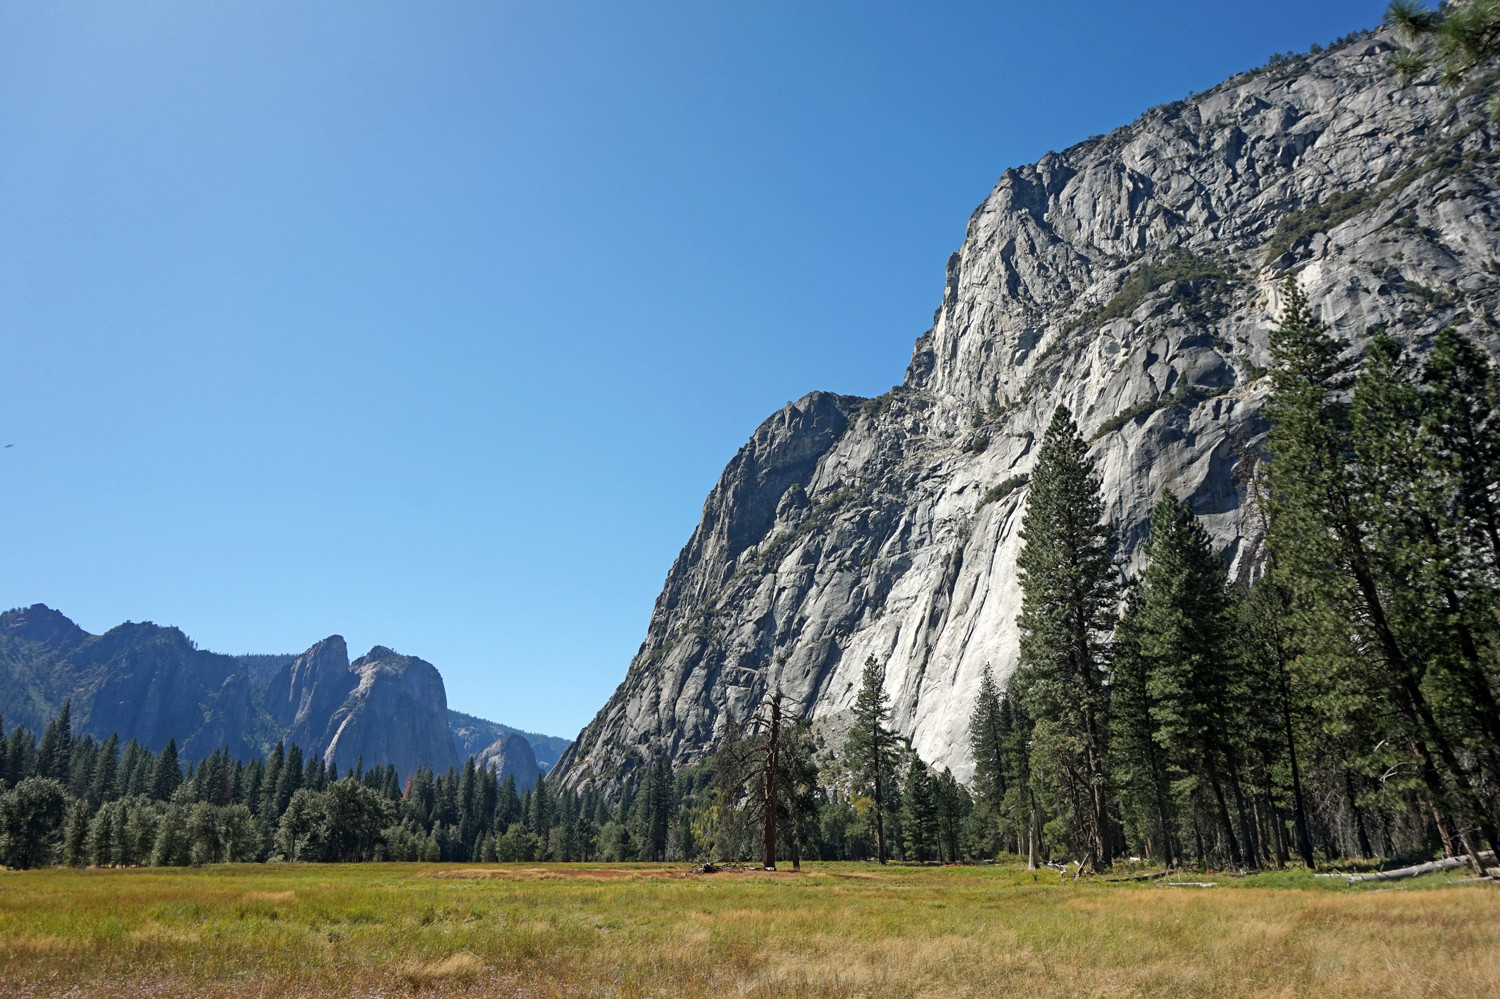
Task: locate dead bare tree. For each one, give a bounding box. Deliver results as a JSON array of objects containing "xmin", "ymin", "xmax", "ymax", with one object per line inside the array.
[{"xmin": 714, "ymin": 684, "xmax": 784, "ymax": 869}]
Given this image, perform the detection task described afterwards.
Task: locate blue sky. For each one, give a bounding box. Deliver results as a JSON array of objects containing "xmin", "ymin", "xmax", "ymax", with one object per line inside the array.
[{"xmin": 1, "ymin": 1, "xmax": 1378, "ymax": 738}]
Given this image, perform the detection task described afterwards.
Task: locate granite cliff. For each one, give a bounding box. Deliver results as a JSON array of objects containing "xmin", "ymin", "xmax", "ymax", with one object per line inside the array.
[
  {"xmin": 265, "ymin": 638, "xmax": 460, "ymax": 779},
  {"xmin": 554, "ymin": 29, "xmax": 1500, "ymax": 789}
]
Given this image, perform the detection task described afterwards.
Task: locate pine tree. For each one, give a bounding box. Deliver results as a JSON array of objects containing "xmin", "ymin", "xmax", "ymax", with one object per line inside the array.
[
  {"xmin": 996, "ymin": 692, "xmax": 1041, "ymax": 867},
  {"xmin": 61, "ymin": 798, "xmax": 91, "ymax": 866},
  {"xmin": 34, "ymin": 702, "xmax": 73, "ymax": 782},
  {"xmin": 645, "ymin": 755, "xmax": 674, "ymax": 863},
  {"xmin": 1350, "ymin": 330, "xmax": 1500, "ymax": 851},
  {"xmin": 846, "ymin": 656, "xmax": 900, "ymax": 863},
  {"xmin": 1133, "ymin": 491, "xmax": 1244, "ymax": 866},
  {"xmin": 1387, "ymin": 1, "xmax": 1500, "ymax": 116},
  {"xmin": 1110, "ymin": 591, "xmax": 1177, "ymax": 865},
  {"xmin": 900, "ymin": 757, "xmax": 938, "ymax": 862},
  {"xmin": 90, "ymin": 735, "xmax": 119, "ymax": 809},
  {"xmin": 1422, "ymin": 326, "xmax": 1500, "ymax": 568},
  {"xmin": 530, "ymin": 771, "xmax": 554, "ymax": 845},
  {"xmin": 150, "ymin": 740, "xmax": 182, "ymax": 802},
  {"xmin": 259, "ymin": 742, "xmax": 284, "ymax": 820},
  {"xmin": 120, "ymin": 740, "xmax": 150, "ymax": 798},
  {"xmin": 1234, "ymin": 573, "xmax": 1315, "ymax": 868},
  {"xmin": 1401, "ymin": 330, "xmax": 1500, "ymax": 782},
  {"xmin": 274, "ymin": 744, "xmax": 303, "ymax": 818},
  {"xmin": 495, "ymin": 775, "xmax": 521, "ymax": 831},
  {"xmin": 1014, "ymin": 405, "xmax": 1119, "ymax": 869},
  {"xmin": 968, "ymin": 665, "xmax": 1008, "ymax": 853},
  {"xmin": 932, "ymin": 768, "xmax": 969, "ymax": 863},
  {"xmin": 776, "ymin": 721, "xmax": 821, "ymax": 870}
]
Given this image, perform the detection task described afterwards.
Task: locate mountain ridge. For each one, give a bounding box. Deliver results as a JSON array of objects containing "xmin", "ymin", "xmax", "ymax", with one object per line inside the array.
[{"xmin": 0, "ymin": 603, "xmax": 564, "ymax": 781}]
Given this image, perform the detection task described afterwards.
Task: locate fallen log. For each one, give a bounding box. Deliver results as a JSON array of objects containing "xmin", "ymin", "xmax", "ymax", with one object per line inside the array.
[
  {"xmin": 1103, "ymin": 870, "xmax": 1172, "ymax": 883},
  {"xmin": 1344, "ymin": 851, "xmax": 1496, "ymax": 883}
]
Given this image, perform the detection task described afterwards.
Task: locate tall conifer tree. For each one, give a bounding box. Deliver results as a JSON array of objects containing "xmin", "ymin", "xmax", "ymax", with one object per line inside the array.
[
  {"xmin": 1014, "ymin": 405, "xmax": 1118, "ymax": 869},
  {"xmin": 1134, "ymin": 491, "xmax": 1242, "ymax": 865},
  {"xmin": 846, "ymin": 656, "xmax": 899, "ymax": 863},
  {"xmin": 968, "ymin": 666, "xmax": 1009, "ymax": 853}
]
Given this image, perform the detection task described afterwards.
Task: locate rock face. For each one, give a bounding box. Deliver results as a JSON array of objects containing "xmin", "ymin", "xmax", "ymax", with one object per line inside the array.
[
  {"xmin": 261, "ymin": 638, "xmax": 461, "ymax": 779},
  {"xmin": 475, "ymin": 733, "xmax": 541, "ymax": 791},
  {"xmin": 265, "ymin": 636, "xmax": 354, "ymax": 744},
  {"xmin": 320, "ymin": 646, "xmax": 460, "ymax": 779},
  {"xmin": 449, "ymin": 710, "xmax": 571, "ymax": 773},
  {"xmin": 554, "ymin": 30, "xmax": 1500, "ymax": 790},
  {"xmin": 0, "ymin": 604, "xmax": 266, "ymax": 760}
]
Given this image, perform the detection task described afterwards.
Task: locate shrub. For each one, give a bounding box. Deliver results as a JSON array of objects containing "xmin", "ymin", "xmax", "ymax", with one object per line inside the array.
[
  {"xmin": 0, "ymin": 777, "xmax": 69, "ymax": 869},
  {"xmin": 978, "ymin": 474, "xmax": 1031, "ymax": 509}
]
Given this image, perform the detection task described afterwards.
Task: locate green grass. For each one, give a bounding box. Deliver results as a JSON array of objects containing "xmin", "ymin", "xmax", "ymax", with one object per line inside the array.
[{"xmin": 2, "ymin": 861, "xmax": 1497, "ymax": 998}]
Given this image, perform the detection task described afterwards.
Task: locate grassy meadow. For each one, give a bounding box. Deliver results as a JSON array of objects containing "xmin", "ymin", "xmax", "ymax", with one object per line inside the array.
[{"xmin": 1, "ymin": 861, "xmax": 1497, "ymax": 998}]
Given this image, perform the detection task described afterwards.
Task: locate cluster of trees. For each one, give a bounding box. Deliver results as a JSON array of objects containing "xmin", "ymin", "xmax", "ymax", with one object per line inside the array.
[
  {"xmin": 0, "ymin": 705, "xmax": 698, "ymax": 868},
  {"xmin": 708, "ymin": 664, "xmax": 974, "ymax": 869},
  {"xmin": 967, "ymin": 278, "xmax": 1500, "ymax": 873}
]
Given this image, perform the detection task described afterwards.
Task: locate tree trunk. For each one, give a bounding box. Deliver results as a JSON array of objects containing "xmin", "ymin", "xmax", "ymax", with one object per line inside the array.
[
  {"xmin": 791, "ymin": 810, "xmax": 801, "ymax": 871},
  {"xmin": 1343, "ymin": 770, "xmax": 1374, "ymax": 860},
  {"xmin": 1345, "ymin": 851, "xmax": 1496, "ymax": 883},
  {"xmin": 1280, "ymin": 682, "xmax": 1315, "ymax": 868},
  {"xmin": 762, "ymin": 694, "xmax": 780, "ymax": 871},
  {"xmin": 1411, "ymin": 737, "xmax": 1487, "ymax": 875},
  {"xmin": 1206, "ymin": 758, "xmax": 1243, "ymax": 867},
  {"xmin": 1346, "ymin": 555, "xmax": 1493, "ymax": 873},
  {"xmin": 1226, "ymin": 756, "xmax": 1261, "ymax": 869}
]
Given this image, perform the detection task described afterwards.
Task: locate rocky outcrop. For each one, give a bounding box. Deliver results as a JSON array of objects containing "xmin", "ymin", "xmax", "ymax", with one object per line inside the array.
[
  {"xmin": 555, "ymin": 31, "xmax": 1500, "ymax": 790},
  {"xmin": 261, "ymin": 640, "xmax": 461, "ymax": 779},
  {"xmin": 316, "ymin": 646, "xmax": 460, "ymax": 779},
  {"xmin": 449, "ymin": 710, "xmax": 571, "ymax": 773},
  {"xmin": 264, "ymin": 636, "xmax": 355, "ymax": 748},
  {"xmin": 476, "ymin": 733, "xmax": 541, "ymax": 791}
]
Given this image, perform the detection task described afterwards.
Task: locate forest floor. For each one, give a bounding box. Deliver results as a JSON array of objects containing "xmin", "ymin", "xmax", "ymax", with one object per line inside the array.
[{"xmin": 1, "ymin": 861, "xmax": 1497, "ymax": 998}]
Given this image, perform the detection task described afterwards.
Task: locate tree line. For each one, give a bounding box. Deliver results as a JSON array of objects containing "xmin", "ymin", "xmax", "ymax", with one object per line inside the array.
[{"xmin": 0, "ymin": 680, "xmax": 974, "ymax": 869}]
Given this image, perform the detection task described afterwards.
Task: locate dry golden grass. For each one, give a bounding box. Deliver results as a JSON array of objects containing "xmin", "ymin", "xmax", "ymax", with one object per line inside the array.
[{"xmin": 0, "ymin": 862, "xmax": 1496, "ymax": 998}]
